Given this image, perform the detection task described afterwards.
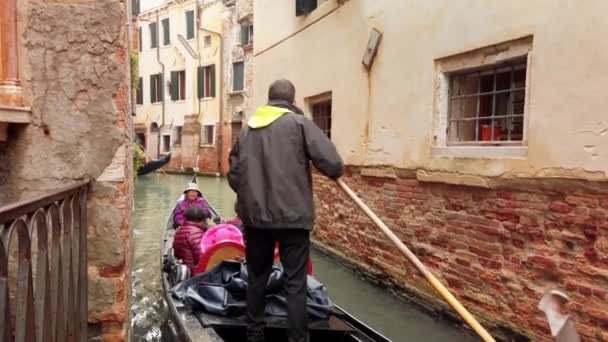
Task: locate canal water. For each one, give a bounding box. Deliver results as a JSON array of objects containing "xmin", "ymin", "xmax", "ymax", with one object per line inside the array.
[{"xmin": 130, "ymin": 174, "xmax": 476, "ymax": 341}]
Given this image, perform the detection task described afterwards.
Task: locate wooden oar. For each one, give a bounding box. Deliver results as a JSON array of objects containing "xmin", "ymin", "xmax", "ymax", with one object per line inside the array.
[{"xmin": 336, "ymin": 178, "xmax": 495, "ymax": 342}]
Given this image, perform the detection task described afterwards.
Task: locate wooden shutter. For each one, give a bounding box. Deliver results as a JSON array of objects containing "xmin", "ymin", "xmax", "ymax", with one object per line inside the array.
[
  {"xmin": 162, "ymin": 18, "xmax": 170, "ymax": 45},
  {"xmin": 137, "ymin": 77, "xmax": 143, "ymax": 104},
  {"xmin": 170, "ymin": 71, "xmax": 179, "ymax": 101},
  {"xmin": 138, "ymin": 28, "xmax": 142, "ymax": 52},
  {"xmin": 150, "ymin": 22, "xmax": 157, "ymax": 48},
  {"xmin": 159, "ymin": 74, "xmax": 164, "ymax": 99},
  {"xmin": 186, "ymin": 10, "xmax": 194, "ymax": 39},
  {"xmin": 296, "ymin": 0, "xmax": 317, "ymax": 16},
  {"xmin": 209, "ymin": 64, "xmax": 216, "ymax": 97},
  {"xmin": 197, "ymin": 66, "xmax": 204, "ymax": 99},
  {"xmin": 150, "ymin": 74, "xmax": 156, "ymax": 102}
]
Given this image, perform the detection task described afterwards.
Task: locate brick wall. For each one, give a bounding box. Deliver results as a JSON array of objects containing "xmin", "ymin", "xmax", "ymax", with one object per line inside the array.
[{"xmin": 313, "ymin": 166, "xmax": 608, "ymax": 341}]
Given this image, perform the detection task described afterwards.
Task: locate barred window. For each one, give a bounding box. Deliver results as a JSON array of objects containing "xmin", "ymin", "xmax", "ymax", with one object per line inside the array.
[
  {"xmin": 448, "ymin": 58, "xmax": 527, "ymax": 145},
  {"xmin": 201, "ymin": 124, "xmax": 215, "ymax": 146}
]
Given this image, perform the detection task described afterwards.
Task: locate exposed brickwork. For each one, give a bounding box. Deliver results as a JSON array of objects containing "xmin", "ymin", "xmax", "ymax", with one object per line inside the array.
[{"xmin": 313, "ymin": 166, "xmax": 608, "ymax": 341}]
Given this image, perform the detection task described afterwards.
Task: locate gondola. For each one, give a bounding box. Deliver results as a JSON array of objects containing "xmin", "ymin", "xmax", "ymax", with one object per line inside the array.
[
  {"xmin": 161, "ymin": 180, "xmax": 391, "ymax": 342},
  {"xmin": 137, "ymin": 152, "xmax": 171, "ymax": 176}
]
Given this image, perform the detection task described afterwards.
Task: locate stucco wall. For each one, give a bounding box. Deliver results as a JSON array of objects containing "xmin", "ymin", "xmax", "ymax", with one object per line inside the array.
[
  {"xmin": 0, "ymin": 0, "xmax": 134, "ymax": 340},
  {"xmin": 253, "ymin": 0, "xmax": 608, "ymax": 181}
]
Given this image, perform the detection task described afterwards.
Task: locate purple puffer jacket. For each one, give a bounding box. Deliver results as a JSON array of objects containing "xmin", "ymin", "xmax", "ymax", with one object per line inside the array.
[
  {"xmin": 173, "ymin": 221, "xmax": 206, "ymax": 271},
  {"xmin": 174, "ymin": 197, "xmax": 210, "ymax": 227}
]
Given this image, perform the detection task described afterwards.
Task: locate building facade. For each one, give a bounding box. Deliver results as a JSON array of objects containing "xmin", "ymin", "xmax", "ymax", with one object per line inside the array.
[
  {"xmin": 135, "ymin": 0, "xmax": 253, "ymax": 175},
  {"xmin": 254, "ymin": 1, "xmax": 608, "ymax": 340},
  {"xmin": 0, "ymin": 0, "xmax": 135, "ymax": 340}
]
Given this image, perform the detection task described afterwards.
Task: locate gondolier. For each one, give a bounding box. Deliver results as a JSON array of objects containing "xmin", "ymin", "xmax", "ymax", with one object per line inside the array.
[{"xmin": 228, "ymin": 79, "xmax": 344, "ymax": 342}]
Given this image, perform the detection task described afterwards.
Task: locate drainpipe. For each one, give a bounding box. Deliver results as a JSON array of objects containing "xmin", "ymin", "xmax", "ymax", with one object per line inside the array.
[
  {"xmin": 156, "ymin": 10, "xmax": 165, "ymax": 155},
  {"xmin": 199, "ymin": 26, "xmax": 224, "ymax": 175}
]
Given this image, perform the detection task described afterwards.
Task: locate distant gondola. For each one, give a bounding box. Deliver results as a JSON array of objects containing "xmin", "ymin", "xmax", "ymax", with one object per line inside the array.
[
  {"xmin": 137, "ymin": 153, "xmax": 171, "ymax": 176},
  {"xmin": 160, "ymin": 178, "xmax": 392, "ymax": 342}
]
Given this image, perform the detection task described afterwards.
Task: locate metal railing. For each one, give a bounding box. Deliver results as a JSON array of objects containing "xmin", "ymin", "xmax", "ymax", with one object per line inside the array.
[{"xmin": 0, "ymin": 180, "xmax": 89, "ymax": 342}]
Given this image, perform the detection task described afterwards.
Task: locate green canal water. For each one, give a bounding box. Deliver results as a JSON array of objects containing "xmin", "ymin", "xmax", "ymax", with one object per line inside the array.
[{"xmin": 130, "ymin": 174, "xmax": 476, "ymax": 341}]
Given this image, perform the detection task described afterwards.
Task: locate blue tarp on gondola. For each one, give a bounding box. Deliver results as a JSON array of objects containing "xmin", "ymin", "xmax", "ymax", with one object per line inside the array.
[{"xmin": 170, "ymin": 260, "xmax": 333, "ymax": 319}]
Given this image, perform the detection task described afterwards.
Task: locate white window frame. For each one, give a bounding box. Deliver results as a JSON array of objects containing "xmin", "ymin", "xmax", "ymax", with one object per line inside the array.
[
  {"xmin": 432, "ymin": 36, "xmax": 533, "ymax": 159},
  {"xmin": 200, "ymin": 124, "xmax": 216, "ymax": 146}
]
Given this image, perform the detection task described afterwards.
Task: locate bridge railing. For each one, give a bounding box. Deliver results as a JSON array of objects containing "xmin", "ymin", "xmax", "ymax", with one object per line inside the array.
[{"xmin": 0, "ymin": 180, "xmax": 89, "ymax": 342}]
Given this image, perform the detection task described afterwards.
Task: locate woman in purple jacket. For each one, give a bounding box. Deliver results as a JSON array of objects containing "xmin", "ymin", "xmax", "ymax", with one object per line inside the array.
[{"xmin": 174, "ymin": 183, "xmax": 211, "ymax": 227}]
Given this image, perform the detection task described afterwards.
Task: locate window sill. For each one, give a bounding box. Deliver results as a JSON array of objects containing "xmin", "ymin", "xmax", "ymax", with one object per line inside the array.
[
  {"xmin": 431, "ymin": 145, "xmax": 528, "ymax": 159},
  {"xmin": 171, "ymin": 100, "xmax": 187, "ymax": 103},
  {"xmin": 199, "ymin": 97, "xmax": 215, "ymax": 102},
  {"xmin": 242, "ymin": 43, "xmax": 253, "ymax": 51},
  {"xmin": 0, "ymin": 105, "xmax": 32, "ymax": 124},
  {"xmin": 228, "ymin": 90, "xmax": 245, "ymax": 96},
  {"xmin": 152, "ymin": 102, "xmax": 162, "ymax": 105},
  {"xmin": 200, "ymin": 144, "xmax": 215, "ymax": 148}
]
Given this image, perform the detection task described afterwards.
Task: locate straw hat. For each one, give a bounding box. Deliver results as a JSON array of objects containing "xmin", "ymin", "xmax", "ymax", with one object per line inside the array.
[{"xmin": 183, "ymin": 183, "xmax": 201, "ymax": 196}]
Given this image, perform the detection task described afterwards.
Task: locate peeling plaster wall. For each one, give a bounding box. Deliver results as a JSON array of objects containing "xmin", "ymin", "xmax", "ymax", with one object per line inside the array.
[
  {"xmin": 0, "ymin": 0, "xmax": 134, "ymax": 340},
  {"xmin": 253, "ymin": 0, "xmax": 608, "ymax": 182}
]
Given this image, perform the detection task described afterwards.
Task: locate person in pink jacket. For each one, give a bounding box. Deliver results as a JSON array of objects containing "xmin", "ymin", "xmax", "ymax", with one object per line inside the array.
[
  {"xmin": 173, "ymin": 206, "xmax": 207, "ymax": 271},
  {"xmin": 174, "ymin": 183, "xmax": 210, "ymax": 227}
]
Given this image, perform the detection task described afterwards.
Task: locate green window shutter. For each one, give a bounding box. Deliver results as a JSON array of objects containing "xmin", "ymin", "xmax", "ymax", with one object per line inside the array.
[
  {"xmin": 209, "ymin": 64, "xmax": 216, "ymax": 97},
  {"xmin": 162, "ymin": 18, "xmax": 170, "ymax": 45},
  {"xmin": 150, "ymin": 22, "xmax": 157, "ymax": 48},
  {"xmin": 197, "ymin": 66, "xmax": 204, "ymax": 99},
  {"xmin": 150, "ymin": 75, "xmax": 156, "ymax": 102},
  {"xmin": 137, "ymin": 77, "xmax": 143, "ymax": 104},
  {"xmin": 186, "ymin": 10, "xmax": 195, "ymax": 39},
  {"xmin": 159, "ymin": 74, "xmax": 164, "ymax": 99},
  {"xmin": 240, "ymin": 24, "xmax": 249, "ymax": 45},
  {"xmin": 170, "ymin": 71, "xmax": 179, "ymax": 101}
]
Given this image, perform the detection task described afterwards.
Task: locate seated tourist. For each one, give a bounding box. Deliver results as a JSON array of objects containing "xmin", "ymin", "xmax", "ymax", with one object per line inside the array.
[
  {"xmin": 173, "ymin": 206, "xmax": 208, "ymax": 271},
  {"xmin": 174, "ymin": 183, "xmax": 210, "ymax": 227}
]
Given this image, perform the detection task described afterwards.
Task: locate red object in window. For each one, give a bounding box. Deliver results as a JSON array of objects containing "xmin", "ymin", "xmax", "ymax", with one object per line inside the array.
[{"xmin": 480, "ymin": 125, "xmax": 500, "ymax": 141}]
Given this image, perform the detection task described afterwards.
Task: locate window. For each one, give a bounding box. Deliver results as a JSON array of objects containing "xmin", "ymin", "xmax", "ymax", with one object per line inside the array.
[
  {"xmin": 162, "ymin": 18, "xmax": 170, "ymax": 46},
  {"xmin": 149, "ymin": 22, "xmax": 158, "ymax": 48},
  {"xmin": 232, "ymin": 62, "xmax": 244, "ymax": 91},
  {"xmin": 162, "ymin": 135, "xmax": 171, "ymax": 152},
  {"xmin": 173, "ymin": 126, "xmax": 182, "ymax": 146},
  {"xmin": 170, "ymin": 70, "xmax": 186, "ymax": 101},
  {"xmin": 138, "ymin": 27, "xmax": 142, "ymax": 52},
  {"xmin": 136, "ymin": 77, "xmax": 143, "ymax": 105},
  {"xmin": 312, "ymin": 99, "xmax": 332, "ymax": 139},
  {"xmin": 186, "ymin": 10, "xmax": 195, "ymax": 40},
  {"xmin": 448, "ymin": 58, "xmax": 527, "ymax": 144},
  {"xmin": 296, "ymin": 0, "xmax": 317, "ymax": 16},
  {"xmin": 150, "ymin": 73, "xmax": 163, "ymax": 103},
  {"xmin": 201, "ymin": 124, "xmax": 215, "ymax": 145},
  {"xmin": 240, "ymin": 24, "xmax": 253, "ymax": 46},
  {"xmin": 197, "ymin": 65, "xmax": 216, "ymax": 98},
  {"xmin": 231, "ymin": 118, "xmax": 242, "ymax": 147},
  {"xmin": 204, "ymin": 35, "xmax": 212, "ymax": 47}
]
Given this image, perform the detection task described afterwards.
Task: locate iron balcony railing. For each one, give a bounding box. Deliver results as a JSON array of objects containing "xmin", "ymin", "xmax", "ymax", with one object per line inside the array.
[{"xmin": 0, "ymin": 180, "xmax": 89, "ymax": 342}]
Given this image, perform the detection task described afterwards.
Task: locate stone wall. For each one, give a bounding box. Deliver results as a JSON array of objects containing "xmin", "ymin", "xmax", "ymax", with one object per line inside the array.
[
  {"xmin": 313, "ymin": 167, "xmax": 608, "ymax": 341},
  {"xmin": 0, "ymin": 0, "xmax": 134, "ymax": 340}
]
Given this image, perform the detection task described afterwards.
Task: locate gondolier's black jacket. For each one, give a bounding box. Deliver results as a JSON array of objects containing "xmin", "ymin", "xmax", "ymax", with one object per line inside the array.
[{"xmin": 228, "ymin": 101, "xmax": 344, "ymax": 230}]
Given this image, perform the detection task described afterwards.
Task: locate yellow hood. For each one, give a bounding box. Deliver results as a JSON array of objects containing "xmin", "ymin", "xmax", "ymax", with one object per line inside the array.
[{"xmin": 248, "ymin": 105, "xmax": 291, "ymax": 128}]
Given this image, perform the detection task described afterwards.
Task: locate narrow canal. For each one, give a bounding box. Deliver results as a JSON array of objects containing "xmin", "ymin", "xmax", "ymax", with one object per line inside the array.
[{"xmin": 130, "ymin": 174, "xmax": 476, "ymax": 341}]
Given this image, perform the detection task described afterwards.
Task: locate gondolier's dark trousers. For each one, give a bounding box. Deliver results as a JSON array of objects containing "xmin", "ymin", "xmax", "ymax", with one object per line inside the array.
[{"xmin": 246, "ymin": 228, "xmax": 310, "ymax": 342}]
